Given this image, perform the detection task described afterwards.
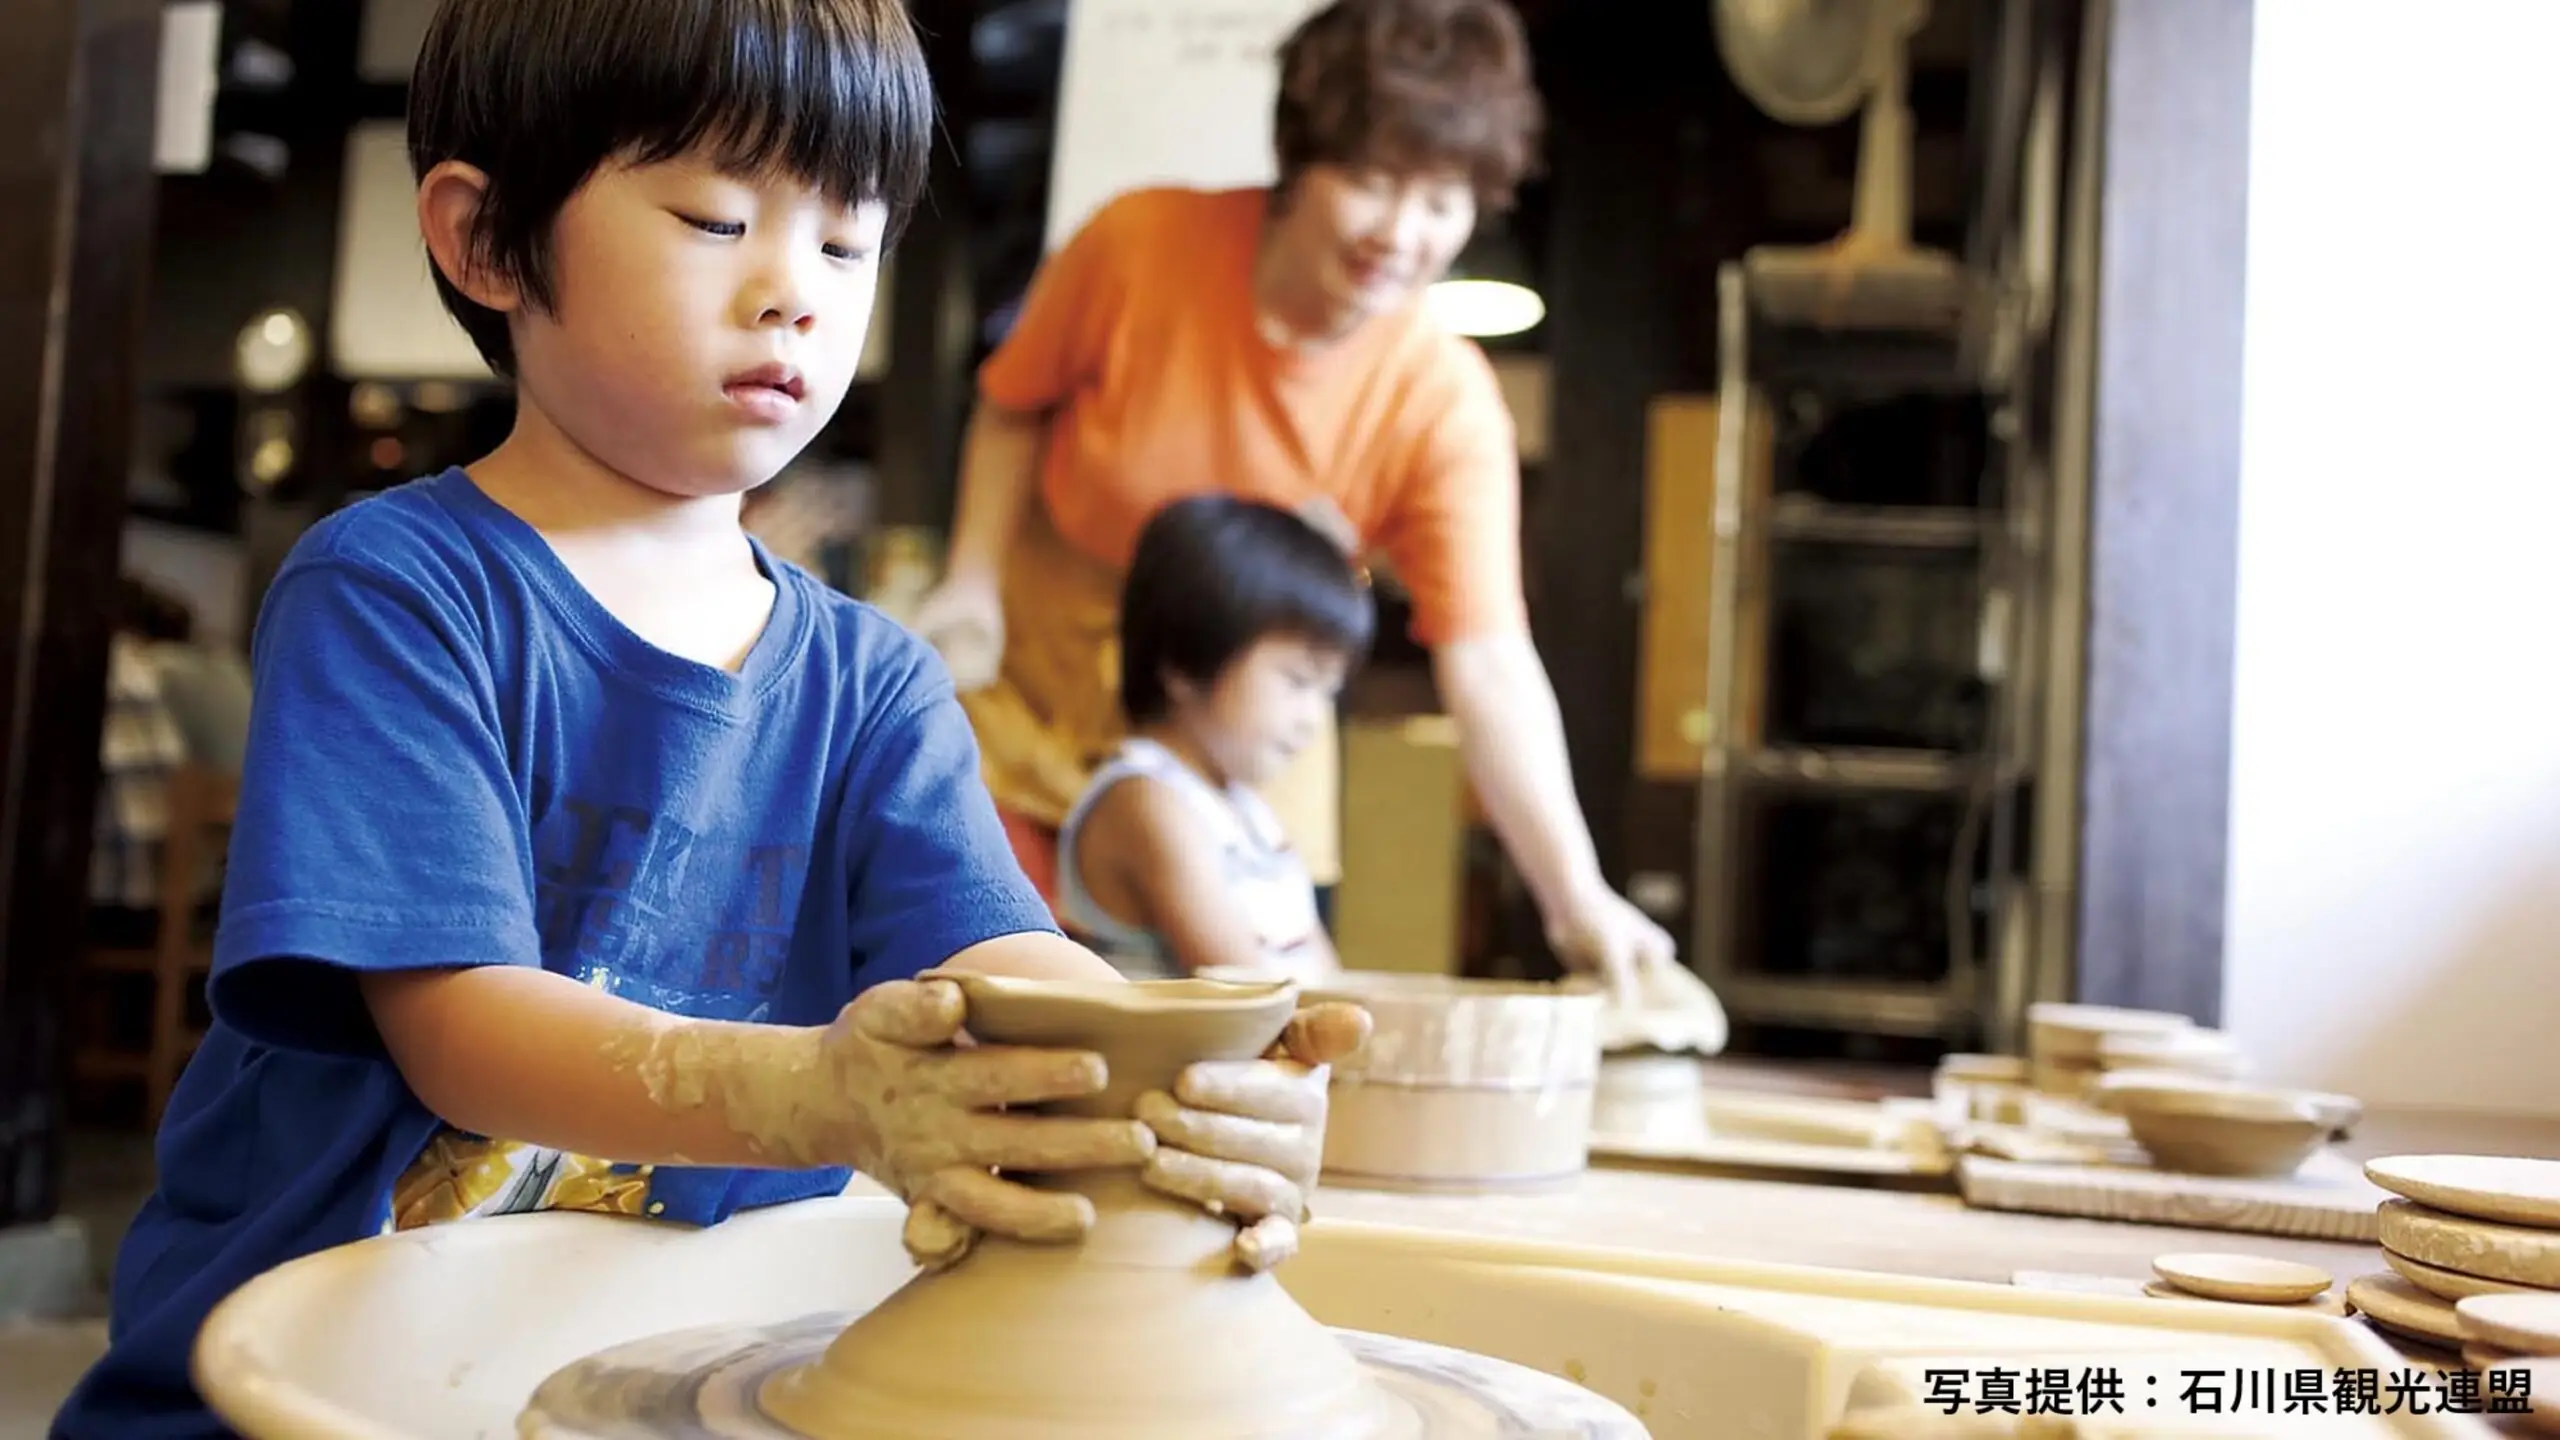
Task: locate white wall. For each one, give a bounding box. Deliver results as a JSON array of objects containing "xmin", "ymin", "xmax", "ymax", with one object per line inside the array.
[
  {"xmin": 2223, "ymin": 0, "xmax": 2560, "ymax": 1112},
  {"xmin": 1044, "ymin": 0, "xmax": 1323, "ymax": 250}
]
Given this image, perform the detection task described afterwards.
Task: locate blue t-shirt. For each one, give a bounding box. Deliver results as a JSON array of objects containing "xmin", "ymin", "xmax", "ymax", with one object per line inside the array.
[{"xmin": 52, "ymin": 469, "xmax": 1055, "ymax": 1439}]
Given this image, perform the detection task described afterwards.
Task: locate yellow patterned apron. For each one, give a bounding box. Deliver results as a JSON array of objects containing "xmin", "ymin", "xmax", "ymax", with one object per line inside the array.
[{"xmin": 960, "ymin": 500, "xmax": 1340, "ymax": 885}]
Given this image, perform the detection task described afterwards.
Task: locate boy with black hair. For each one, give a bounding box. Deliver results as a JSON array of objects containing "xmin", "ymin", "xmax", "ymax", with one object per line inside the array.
[
  {"xmin": 53, "ymin": 3, "xmax": 1361, "ymax": 1434},
  {"xmin": 1056, "ymin": 495, "xmax": 1372, "ymax": 982}
]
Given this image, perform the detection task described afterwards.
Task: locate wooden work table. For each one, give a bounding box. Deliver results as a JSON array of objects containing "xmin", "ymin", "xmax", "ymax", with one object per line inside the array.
[
  {"xmin": 1317, "ymin": 1165, "xmax": 2384, "ymax": 1286},
  {"xmin": 1315, "ymin": 1105, "xmax": 2560, "ymax": 1292}
]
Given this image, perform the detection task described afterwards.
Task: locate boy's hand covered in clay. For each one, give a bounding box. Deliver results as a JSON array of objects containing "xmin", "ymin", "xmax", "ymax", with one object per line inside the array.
[
  {"xmin": 1134, "ymin": 1001, "xmax": 1372, "ymax": 1273},
  {"xmin": 820, "ymin": 978, "xmax": 1154, "ymax": 1267}
]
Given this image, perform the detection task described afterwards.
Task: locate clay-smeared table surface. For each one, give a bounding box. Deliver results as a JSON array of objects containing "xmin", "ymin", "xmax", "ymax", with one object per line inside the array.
[
  {"xmin": 1315, "ymin": 1165, "xmax": 2385, "ymax": 1287},
  {"xmin": 1319, "ymin": 1100, "xmax": 2560, "ymax": 1292}
]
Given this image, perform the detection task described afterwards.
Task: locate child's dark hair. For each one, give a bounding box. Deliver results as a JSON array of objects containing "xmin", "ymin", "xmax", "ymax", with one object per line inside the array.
[
  {"xmin": 408, "ymin": 0, "xmax": 936, "ymax": 375},
  {"xmin": 1120, "ymin": 495, "xmax": 1375, "ymax": 725}
]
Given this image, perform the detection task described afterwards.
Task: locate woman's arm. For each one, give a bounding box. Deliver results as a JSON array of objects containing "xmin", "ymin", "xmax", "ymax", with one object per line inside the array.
[
  {"xmin": 1080, "ymin": 778, "xmax": 1276, "ymax": 975},
  {"xmin": 1431, "ymin": 631, "xmax": 1606, "ymax": 920},
  {"xmin": 942, "ymin": 401, "xmax": 1047, "ymax": 585}
]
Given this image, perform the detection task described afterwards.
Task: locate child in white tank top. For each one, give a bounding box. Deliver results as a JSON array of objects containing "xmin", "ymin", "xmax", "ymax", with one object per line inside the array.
[{"xmin": 1056, "ymin": 495, "xmax": 1373, "ymax": 983}]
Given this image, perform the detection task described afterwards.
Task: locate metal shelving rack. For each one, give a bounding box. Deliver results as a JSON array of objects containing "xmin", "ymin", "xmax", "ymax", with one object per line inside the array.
[{"xmin": 1690, "ymin": 249, "xmax": 2052, "ymax": 1046}]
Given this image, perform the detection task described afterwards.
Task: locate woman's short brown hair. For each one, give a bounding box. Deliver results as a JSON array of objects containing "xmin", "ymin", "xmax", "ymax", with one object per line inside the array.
[{"xmin": 1272, "ymin": 0, "xmax": 1542, "ymax": 212}]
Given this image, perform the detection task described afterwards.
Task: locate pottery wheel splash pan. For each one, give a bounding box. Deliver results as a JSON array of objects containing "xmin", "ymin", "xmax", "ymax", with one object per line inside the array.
[{"xmin": 517, "ymin": 1313, "xmax": 1645, "ymax": 1439}]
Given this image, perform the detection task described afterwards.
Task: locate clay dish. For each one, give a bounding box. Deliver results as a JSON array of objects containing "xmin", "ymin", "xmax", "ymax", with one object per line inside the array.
[
  {"xmin": 2379, "ymin": 1198, "xmax": 2560, "ymax": 1289},
  {"xmin": 2457, "ymin": 1292, "xmax": 2560, "ymax": 1355},
  {"xmin": 2140, "ymin": 1280, "xmax": 2346, "ymax": 1317},
  {"xmin": 2469, "ymin": 1341, "xmax": 2525, "ymax": 1370},
  {"xmin": 2365, "ymin": 1154, "xmax": 2560, "ymax": 1229},
  {"xmin": 2347, "ymin": 1272, "xmax": 2468, "ymax": 1350},
  {"xmin": 2383, "ymin": 1245, "xmax": 2539, "ymax": 1301},
  {"xmin": 2112, "ymin": 1084, "xmax": 2335, "ymax": 1178},
  {"xmin": 2150, "ymin": 1252, "xmax": 2332, "ymax": 1304}
]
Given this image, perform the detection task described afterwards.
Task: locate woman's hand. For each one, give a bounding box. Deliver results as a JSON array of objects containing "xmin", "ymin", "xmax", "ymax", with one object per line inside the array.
[
  {"xmin": 1545, "ymin": 882, "xmax": 1677, "ymax": 1009},
  {"xmin": 908, "ymin": 572, "xmax": 1005, "ymax": 692},
  {"xmin": 1135, "ymin": 1001, "xmax": 1371, "ymax": 1272}
]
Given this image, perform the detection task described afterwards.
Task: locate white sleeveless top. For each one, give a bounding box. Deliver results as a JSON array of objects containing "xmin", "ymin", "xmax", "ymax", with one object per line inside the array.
[{"xmin": 1055, "ymin": 738, "xmax": 1330, "ymax": 982}]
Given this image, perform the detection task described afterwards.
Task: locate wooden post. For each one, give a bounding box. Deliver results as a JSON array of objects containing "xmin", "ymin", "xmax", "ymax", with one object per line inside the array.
[
  {"xmin": 0, "ymin": 0, "xmax": 163, "ymax": 1229},
  {"xmin": 2071, "ymin": 0, "xmax": 2255, "ymax": 1021}
]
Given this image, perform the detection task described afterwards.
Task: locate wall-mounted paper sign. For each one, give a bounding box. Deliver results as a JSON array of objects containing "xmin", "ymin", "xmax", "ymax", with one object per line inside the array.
[
  {"xmin": 331, "ymin": 121, "xmax": 491, "ymax": 381},
  {"xmin": 1043, "ymin": 0, "xmax": 1324, "ymax": 252},
  {"xmin": 154, "ymin": 2, "xmax": 222, "ymax": 175}
]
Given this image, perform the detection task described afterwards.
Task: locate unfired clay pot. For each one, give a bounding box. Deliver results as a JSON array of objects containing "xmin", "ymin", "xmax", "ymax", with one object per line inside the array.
[
  {"xmin": 757, "ymin": 974, "xmax": 1414, "ymax": 1440},
  {"xmin": 1593, "ymin": 1048, "xmax": 1710, "ymax": 1145}
]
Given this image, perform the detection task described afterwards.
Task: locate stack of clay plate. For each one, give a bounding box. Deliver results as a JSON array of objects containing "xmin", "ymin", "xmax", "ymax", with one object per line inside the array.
[
  {"xmin": 2142, "ymin": 1250, "xmax": 2350, "ymax": 1317},
  {"xmin": 2022, "ymin": 1003, "xmax": 2195, "ymax": 1102},
  {"xmin": 2355, "ymin": 1154, "xmax": 2560, "ymax": 1384},
  {"xmin": 1931, "ymin": 1052, "xmax": 2029, "ymax": 1129}
]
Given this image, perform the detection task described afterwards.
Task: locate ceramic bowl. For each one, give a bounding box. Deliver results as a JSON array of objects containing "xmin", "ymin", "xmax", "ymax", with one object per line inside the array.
[
  {"xmin": 2112, "ymin": 1082, "xmax": 2348, "ymax": 1178},
  {"xmin": 2092, "ymin": 1072, "xmax": 2360, "ymax": 1135}
]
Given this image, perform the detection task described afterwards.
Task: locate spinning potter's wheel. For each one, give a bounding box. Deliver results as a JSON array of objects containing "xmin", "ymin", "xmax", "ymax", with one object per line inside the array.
[
  {"xmin": 519, "ymin": 1313, "xmax": 1645, "ymax": 1438},
  {"xmin": 521, "ymin": 975, "xmax": 1644, "ymax": 1440}
]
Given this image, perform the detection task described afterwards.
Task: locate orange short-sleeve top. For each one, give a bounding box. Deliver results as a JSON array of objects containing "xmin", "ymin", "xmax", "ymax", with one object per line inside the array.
[{"xmin": 975, "ymin": 186, "xmax": 1527, "ymax": 646}]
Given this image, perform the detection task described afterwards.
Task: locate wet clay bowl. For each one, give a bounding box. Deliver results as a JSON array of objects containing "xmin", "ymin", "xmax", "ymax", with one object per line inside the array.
[
  {"xmin": 1300, "ymin": 972, "xmax": 1603, "ymax": 1193},
  {"xmin": 2112, "ymin": 1083, "xmax": 2344, "ymax": 1178}
]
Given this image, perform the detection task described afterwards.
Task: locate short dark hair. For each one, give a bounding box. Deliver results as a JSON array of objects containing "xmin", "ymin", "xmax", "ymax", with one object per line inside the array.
[
  {"xmin": 408, "ymin": 0, "xmax": 936, "ymax": 375},
  {"xmin": 1120, "ymin": 496, "xmax": 1376, "ymax": 725},
  {"xmin": 1272, "ymin": 0, "xmax": 1542, "ymax": 212}
]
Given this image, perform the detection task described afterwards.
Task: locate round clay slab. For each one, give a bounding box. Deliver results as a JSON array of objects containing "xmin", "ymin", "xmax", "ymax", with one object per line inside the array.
[
  {"xmin": 518, "ymin": 1312, "xmax": 1651, "ymax": 1439},
  {"xmin": 2346, "ymin": 1272, "xmax": 2468, "ymax": 1348},
  {"xmin": 2384, "ymin": 1245, "xmax": 2540, "ymax": 1301},
  {"xmin": 2142, "ymin": 1280, "xmax": 2346, "ymax": 1316},
  {"xmin": 2366, "ymin": 1154, "xmax": 2560, "ymax": 1229},
  {"xmin": 2457, "ymin": 1292, "xmax": 2560, "ymax": 1355},
  {"xmin": 2380, "ymin": 1198, "xmax": 2560, "ymax": 1288},
  {"xmin": 2151, "ymin": 1251, "xmax": 2331, "ymax": 1304}
]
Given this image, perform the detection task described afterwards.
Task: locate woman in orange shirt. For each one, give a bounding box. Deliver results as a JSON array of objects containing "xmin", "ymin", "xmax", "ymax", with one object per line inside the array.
[{"xmin": 912, "ymin": 0, "xmax": 1680, "ymax": 1000}]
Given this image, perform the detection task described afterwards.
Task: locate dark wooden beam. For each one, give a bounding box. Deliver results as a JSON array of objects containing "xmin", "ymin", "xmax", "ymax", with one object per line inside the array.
[
  {"xmin": 2073, "ymin": 0, "xmax": 2253, "ymax": 1022},
  {"xmin": 0, "ymin": 0, "xmax": 163, "ymax": 1228},
  {"xmin": 873, "ymin": 0, "xmax": 981, "ymax": 531}
]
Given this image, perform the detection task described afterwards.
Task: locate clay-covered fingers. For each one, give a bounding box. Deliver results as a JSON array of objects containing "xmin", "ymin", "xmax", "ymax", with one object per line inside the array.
[
  {"xmin": 1234, "ymin": 1215, "xmax": 1299, "ymax": 1273},
  {"xmin": 1171, "ymin": 1058, "xmax": 1328, "ymax": 1127},
  {"xmin": 917, "ymin": 1165, "xmax": 1096, "ymax": 1244},
  {"xmin": 950, "ymin": 1110, "xmax": 1154, "ymax": 1172},
  {"xmin": 848, "ymin": 977, "xmax": 967, "ymax": 1048},
  {"xmin": 1140, "ymin": 1145, "xmax": 1304, "ymax": 1226},
  {"xmin": 900, "ymin": 1197, "xmax": 975, "ymax": 1269},
  {"xmin": 1277, "ymin": 1002, "xmax": 1371, "ymax": 1068},
  {"xmin": 1134, "ymin": 1091, "xmax": 1312, "ymax": 1182},
  {"xmin": 917, "ymin": 1043, "xmax": 1110, "ymax": 1109}
]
